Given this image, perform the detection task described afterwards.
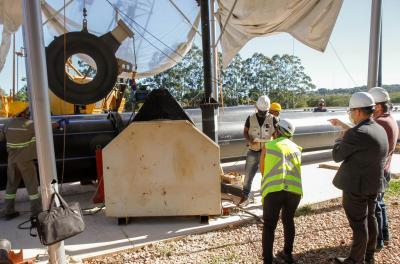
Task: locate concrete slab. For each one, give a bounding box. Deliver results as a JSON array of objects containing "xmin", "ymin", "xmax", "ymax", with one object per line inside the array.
[
  {"xmin": 0, "ymin": 157, "xmax": 342, "ymax": 262},
  {"xmin": 318, "ymin": 153, "xmax": 400, "ymax": 179}
]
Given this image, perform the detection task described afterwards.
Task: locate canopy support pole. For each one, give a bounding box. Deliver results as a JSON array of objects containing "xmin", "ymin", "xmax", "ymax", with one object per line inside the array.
[
  {"xmin": 377, "ymin": 17, "xmax": 382, "ymax": 87},
  {"xmin": 210, "ymin": 0, "xmax": 218, "ymax": 102},
  {"xmin": 367, "ymin": 0, "xmax": 382, "ymax": 89},
  {"xmin": 200, "ymin": 0, "xmax": 218, "ymax": 142},
  {"xmin": 22, "ymin": 0, "xmax": 66, "ymax": 263}
]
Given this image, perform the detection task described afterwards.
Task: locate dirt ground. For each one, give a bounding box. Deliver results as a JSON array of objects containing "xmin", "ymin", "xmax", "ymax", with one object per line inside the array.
[{"xmin": 84, "ymin": 193, "xmax": 399, "ymax": 264}]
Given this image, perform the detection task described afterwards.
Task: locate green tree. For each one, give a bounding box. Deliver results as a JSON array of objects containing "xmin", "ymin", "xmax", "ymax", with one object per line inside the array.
[{"xmin": 133, "ymin": 46, "xmax": 316, "ymax": 109}]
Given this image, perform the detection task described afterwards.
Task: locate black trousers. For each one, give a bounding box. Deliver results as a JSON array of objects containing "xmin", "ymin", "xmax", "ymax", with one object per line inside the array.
[
  {"xmin": 262, "ymin": 191, "xmax": 301, "ymax": 264},
  {"xmin": 343, "ymin": 192, "xmax": 378, "ymax": 263}
]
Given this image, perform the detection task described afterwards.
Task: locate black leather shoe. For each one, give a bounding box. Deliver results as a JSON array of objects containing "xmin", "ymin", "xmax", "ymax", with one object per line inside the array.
[
  {"xmin": 383, "ymin": 235, "xmax": 390, "ymax": 245},
  {"xmin": 365, "ymin": 256, "xmax": 375, "ymax": 264},
  {"xmin": 276, "ymin": 251, "xmax": 296, "ymax": 264},
  {"xmin": 375, "ymin": 243, "xmax": 383, "ymax": 252}
]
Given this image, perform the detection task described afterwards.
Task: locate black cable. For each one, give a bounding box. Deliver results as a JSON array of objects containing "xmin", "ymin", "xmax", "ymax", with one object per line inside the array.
[
  {"xmin": 105, "ymin": 0, "xmax": 184, "ymax": 58},
  {"xmin": 221, "ymin": 197, "xmax": 264, "ymax": 224},
  {"xmin": 17, "ymin": 218, "xmax": 32, "ymax": 230}
]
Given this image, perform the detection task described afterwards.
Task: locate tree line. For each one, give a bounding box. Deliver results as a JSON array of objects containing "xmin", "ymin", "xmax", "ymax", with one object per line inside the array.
[
  {"xmin": 132, "ymin": 45, "xmax": 316, "ymax": 109},
  {"xmin": 5, "ymin": 44, "xmax": 400, "ymax": 110}
]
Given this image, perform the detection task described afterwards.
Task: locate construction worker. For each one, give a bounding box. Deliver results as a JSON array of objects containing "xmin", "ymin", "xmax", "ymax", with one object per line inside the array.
[
  {"xmin": 0, "ymin": 101, "xmax": 40, "ymax": 220},
  {"xmin": 313, "ymin": 98, "xmax": 327, "ymax": 112},
  {"xmin": 259, "ymin": 119, "xmax": 302, "ymax": 264},
  {"xmin": 269, "ymin": 102, "xmax": 282, "ymax": 118},
  {"xmin": 368, "ymin": 87, "xmax": 398, "ymax": 250},
  {"xmin": 330, "ymin": 92, "xmax": 388, "ymax": 264},
  {"xmin": 240, "ymin": 95, "xmax": 277, "ymax": 204}
]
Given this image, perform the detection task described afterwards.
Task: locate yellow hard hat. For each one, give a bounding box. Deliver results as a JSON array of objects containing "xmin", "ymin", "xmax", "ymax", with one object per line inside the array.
[
  {"xmin": 270, "ymin": 102, "xmax": 282, "ymax": 112},
  {"xmin": 9, "ymin": 101, "xmax": 29, "ymax": 117}
]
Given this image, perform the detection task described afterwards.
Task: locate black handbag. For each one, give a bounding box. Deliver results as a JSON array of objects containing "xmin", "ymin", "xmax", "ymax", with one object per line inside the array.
[{"xmin": 30, "ymin": 192, "xmax": 85, "ymax": 246}]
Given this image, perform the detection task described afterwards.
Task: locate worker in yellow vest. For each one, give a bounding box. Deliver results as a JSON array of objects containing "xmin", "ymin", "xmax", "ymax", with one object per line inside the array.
[
  {"xmin": 259, "ymin": 119, "xmax": 302, "ymax": 264},
  {"xmin": 0, "ymin": 101, "xmax": 41, "ymax": 220}
]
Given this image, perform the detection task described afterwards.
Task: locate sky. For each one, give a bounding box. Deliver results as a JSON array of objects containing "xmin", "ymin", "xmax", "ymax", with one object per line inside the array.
[
  {"xmin": 1, "ymin": 0, "xmax": 400, "ymax": 94},
  {"xmin": 237, "ymin": 0, "xmax": 400, "ymax": 89}
]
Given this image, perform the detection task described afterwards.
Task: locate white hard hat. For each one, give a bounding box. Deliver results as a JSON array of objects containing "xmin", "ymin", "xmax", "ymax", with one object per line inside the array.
[
  {"xmin": 278, "ymin": 119, "xmax": 295, "ymax": 137},
  {"xmin": 319, "ymin": 98, "xmax": 325, "ymax": 103},
  {"xmin": 256, "ymin": 95, "xmax": 270, "ymax": 111},
  {"xmin": 368, "ymin": 87, "xmax": 390, "ymax": 103},
  {"xmin": 349, "ymin": 92, "xmax": 375, "ymax": 109}
]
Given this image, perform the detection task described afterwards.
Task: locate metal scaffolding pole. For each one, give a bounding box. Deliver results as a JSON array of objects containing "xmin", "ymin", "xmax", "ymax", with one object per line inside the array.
[
  {"xmin": 367, "ymin": 0, "xmax": 382, "ymax": 89},
  {"xmin": 200, "ymin": 0, "xmax": 218, "ymax": 142},
  {"xmin": 210, "ymin": 0, "xmax": 218, "ymax": 101},
  {"xmin": 22, "ymin": 0, "xmax": 66, "ymax": 263},
  {"xmin": 377, "ymin": 17, "xmax": 382, "ymax": 87}
]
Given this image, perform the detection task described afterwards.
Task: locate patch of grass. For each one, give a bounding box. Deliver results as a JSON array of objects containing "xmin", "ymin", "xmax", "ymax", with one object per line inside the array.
[
  {"xmin": 295, "ymin": 204, "xmax": 313, "ymax": 217},
  {"xmin": 156, "ymin": 244, "xmax": 173, "ymax": 257},
  {"xmin": 208, "ymin": 255, "xmax": 224, "ymax": 264},
  {"xmin": 386, "ymin": 179, "xmax": 400, "ymax": 197}
]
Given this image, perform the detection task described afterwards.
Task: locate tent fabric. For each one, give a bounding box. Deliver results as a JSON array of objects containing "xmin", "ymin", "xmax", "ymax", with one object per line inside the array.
[
  {"xmin": 216, "ymin": 0, "xmax": 344, "ymax": 67},
  {"xmin": 0, "ymin": 0, "xmax": 200, "ymax": 79},
  {"xmin": 0, "ymin": 0, "xmax": 23, "ymax": 73},
  {"xmin": 41, "ymin": 0, "xmax": 200, "ymax": 79}
]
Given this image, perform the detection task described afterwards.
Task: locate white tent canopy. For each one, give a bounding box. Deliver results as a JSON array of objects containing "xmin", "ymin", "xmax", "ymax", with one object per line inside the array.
[
  {"xmin": 0, "ymin": 0, "xmax": 344, "ymax": 78},
  {"xmin": 0, "ymin": 0, "xmax": 200, "ymax": 79},
  {"xmin": 216, "ymin": 0, "xmax": 344, "ymax": 67}
]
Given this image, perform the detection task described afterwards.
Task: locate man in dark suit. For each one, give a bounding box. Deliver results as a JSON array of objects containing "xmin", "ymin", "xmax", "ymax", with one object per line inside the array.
[{"xmin": 329, "ymin": 92, "xmax": 388, "ymax": 264}]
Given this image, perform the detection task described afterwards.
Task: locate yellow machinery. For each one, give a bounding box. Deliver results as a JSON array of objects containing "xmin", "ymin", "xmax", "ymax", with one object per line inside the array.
[
  {"xmin": 0, "ymin": 95, "xmax": 13, "ymax": 117},
  {"xmin": 1, "ymin": 59, "xmax": 126, "ymax": 117},
  {"xmin": 50, "ymin": 59, "xmax": 126, "ymax": 115}
]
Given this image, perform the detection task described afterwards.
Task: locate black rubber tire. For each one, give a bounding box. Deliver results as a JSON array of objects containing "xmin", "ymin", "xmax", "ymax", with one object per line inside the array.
[{"xmin": 46, "ymin": 31, "xmax": 118, "ymax": 105}]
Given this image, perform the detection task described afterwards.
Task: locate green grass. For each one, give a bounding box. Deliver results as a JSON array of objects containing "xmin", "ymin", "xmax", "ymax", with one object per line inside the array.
[
  {"xmin": 295, "ymin": 204, "xmax": 313, "ymax": 217},
  {"xmin": 386, "ymin": 179, "xmax": 400, "ymax": 197},
  {"xmin": 156, "ymin": 244, "xmax": 174, "ymax": 257}
]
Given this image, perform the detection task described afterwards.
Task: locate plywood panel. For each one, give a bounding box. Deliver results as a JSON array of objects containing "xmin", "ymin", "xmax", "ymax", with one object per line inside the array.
[{"xmin": 103, "ymin": 120, "xmax": 221, "ymax": 217}]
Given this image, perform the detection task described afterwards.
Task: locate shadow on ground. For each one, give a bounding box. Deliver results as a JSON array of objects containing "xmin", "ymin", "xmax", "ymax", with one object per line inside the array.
[{"xmin": 294, "ymin": 244, "xmax": 350, "ymax": 264}]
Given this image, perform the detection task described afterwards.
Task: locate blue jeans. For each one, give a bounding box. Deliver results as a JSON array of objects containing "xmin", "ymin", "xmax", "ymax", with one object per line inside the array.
[
  {"xmin": 375, "ymin": 192, "xmax": 389, "ymax": 246},
  {"xmin": 243, "ymin": 150, "xmax": 261, "ymax": 198}
]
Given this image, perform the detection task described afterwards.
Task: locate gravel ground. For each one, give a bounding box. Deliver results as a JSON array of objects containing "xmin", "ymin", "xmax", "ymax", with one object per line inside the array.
[{"xmin": 84, "ymin": 196, "xmax": 399, "ymax": 264}]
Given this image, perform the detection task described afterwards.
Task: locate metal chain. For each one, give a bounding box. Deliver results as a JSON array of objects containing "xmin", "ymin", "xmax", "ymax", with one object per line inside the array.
[{"xmin": 82, "ymin": 0, "xmax": 88, "ymax": 32}]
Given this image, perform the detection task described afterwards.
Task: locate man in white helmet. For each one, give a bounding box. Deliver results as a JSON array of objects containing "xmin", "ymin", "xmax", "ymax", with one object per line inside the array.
[
  {"xmin": 368, "ymin": 87, "xmax": 398, "ymax": 250},
  {"xmin": 330, "ymin": 92, "xmax": 388, "ymax": 264},
  {"xmin": 313, "ymin": 98, "xmax": 327, "ymax": 112},
  {"xmin": 240, "ymin": 95, "xmax": 277, "ymax": 204},
  {"xmin": 259, "ymin": 119, "xmax": 302, "ymax": 264}
]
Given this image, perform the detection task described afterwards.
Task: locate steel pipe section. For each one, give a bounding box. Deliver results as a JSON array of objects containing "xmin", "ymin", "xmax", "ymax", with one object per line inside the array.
[{"xmin": 1, "ymin": 106, "xmax": 400, "ymax": 190}]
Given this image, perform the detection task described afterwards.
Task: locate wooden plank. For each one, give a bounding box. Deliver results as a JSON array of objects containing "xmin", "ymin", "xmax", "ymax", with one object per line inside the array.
[{"xmin": 319, "ymin": 162, "xmax": 340, "ymax": 171}]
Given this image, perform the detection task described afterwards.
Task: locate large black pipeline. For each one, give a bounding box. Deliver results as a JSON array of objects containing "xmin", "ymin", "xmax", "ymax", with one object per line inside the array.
[{"xmin": 1, "ymin": 106, "xmax": 400, "ymax": 190}]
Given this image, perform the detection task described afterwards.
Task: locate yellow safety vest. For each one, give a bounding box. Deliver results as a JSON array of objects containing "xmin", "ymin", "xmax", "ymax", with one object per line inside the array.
[{"xmin": 261, "ymin": 137, "xmax": 302, "ymax": 202}]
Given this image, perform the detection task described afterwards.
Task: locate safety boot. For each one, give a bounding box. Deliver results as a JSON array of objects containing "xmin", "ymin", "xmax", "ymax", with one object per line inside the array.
[
  {"xmin": 2, "ymin": 199, "xmax": 20, "ymax": 220},
  {"xmin": 30, "ymin": 198, "xmax": 42, "ymax": 217}
]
